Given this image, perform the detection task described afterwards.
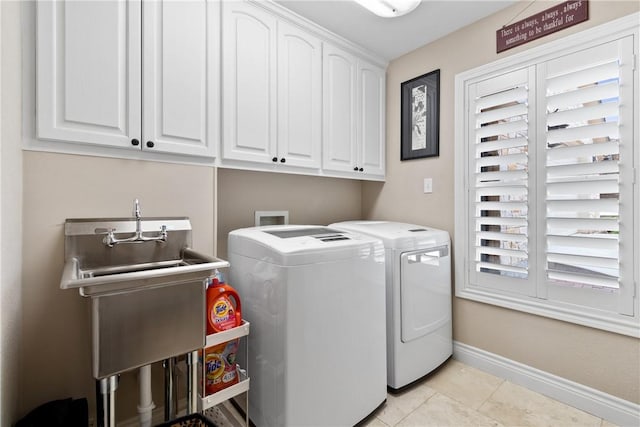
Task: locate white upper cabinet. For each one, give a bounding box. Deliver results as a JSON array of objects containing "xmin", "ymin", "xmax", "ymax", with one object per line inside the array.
[
  {"xmin": 37, "ymin": 1, "xmax": 141, "ymax": 149},
  {"xmin": 33, "ymin": 0, "xmax": 385, "ymax": 176},
  {"xmin": 222, "ymin": 2, "xmax": 321, "ymax": 170},
  {"xmin": 277, "ymin": 21, "xmax": 322, "ymax": 169},
  {"xmin": 323, "ymin": 44, "xmax": 385, "ymax": 179},
  {"xmin": 322, "ymin": 44, "xmax": 358, "ymax": 174},
  {"xmin": 357, "ymin": 60, "xmax": 386, "ymax": 178},
  {"xmin": 36, "ymin": 0, "xmax": 219, "ymax": 158},
  {"xmin": 142, "ymin": 0, "xmax": 219, "ymax": 156},
  {"xmin": 222, "ymin": 1, "xmax": 277, "ymax": 164}
]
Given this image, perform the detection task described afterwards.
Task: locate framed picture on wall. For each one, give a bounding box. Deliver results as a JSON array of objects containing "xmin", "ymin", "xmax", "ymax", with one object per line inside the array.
[{"xmin": 401, "ymin": 69, "xmax": 440, "ymax": 160}]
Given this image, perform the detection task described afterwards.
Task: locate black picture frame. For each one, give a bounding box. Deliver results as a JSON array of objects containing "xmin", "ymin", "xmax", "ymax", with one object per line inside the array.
[{"xmin": 400, "ymin": 69, "xmax": 440, "ymax": 160}]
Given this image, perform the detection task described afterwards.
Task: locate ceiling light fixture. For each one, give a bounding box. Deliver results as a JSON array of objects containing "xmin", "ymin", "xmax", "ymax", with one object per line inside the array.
[{"xmin": 353, "ymin": 0, "xmax": 421, "ymax": 18}]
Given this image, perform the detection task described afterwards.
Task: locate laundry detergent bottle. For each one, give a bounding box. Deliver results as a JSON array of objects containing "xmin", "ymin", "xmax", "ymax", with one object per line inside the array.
[
  {"xmin": 204, "ymin": 339, "xmax": 240, "ymax": 395},
  {"xmin": 206, "ymin": 271, "xmax": 242, "ymax": 334},
  {"xmin": 204, "ymin": 271, "xmax": 243, "ymax": 394}
]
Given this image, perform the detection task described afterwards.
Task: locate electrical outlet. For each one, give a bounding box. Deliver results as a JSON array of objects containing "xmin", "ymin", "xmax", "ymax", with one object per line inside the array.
[{"xmin": 423, "ymin": 178, "xmax": 433, "ymax": 193}]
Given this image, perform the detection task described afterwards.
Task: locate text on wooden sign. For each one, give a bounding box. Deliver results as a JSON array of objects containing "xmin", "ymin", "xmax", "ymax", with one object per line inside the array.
[{"xmin": 497, "ymin": 0, "xmax": 589, "ymax": 53}]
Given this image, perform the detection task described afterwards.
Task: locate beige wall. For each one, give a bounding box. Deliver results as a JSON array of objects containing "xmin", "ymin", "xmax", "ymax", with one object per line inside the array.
[
  {"xmin": 20, "ymin": 152, "xmax": 216, "ymax": 422},
  {"xmin": 363, "ymin": 0, "xmax": 640, "ymax": 403},
  {"xmin": 217, "ymin": 168, "xmax": 362, "ymax": 259},
  {"xmin": 1, "ymin": 1, "xmax": 23, "ymax": 425}
]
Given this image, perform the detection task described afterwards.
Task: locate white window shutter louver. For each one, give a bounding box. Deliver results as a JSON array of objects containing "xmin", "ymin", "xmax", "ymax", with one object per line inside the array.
[
  {"xmin": 469, "ymin": 68, "xmax": 535, "ymax": 295},
  {"xmin": 544, "ymin": 52, "xmax": 622, "ymax": 290},
  {"xmin": 541, "ymin": 38, "xmax": 635, "ymax": 315}
]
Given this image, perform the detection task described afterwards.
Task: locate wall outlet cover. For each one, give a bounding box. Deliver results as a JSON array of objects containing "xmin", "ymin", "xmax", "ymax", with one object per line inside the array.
[{"xmin": 423, "ymin": 178, "xmax": 433, "ymax": 193}]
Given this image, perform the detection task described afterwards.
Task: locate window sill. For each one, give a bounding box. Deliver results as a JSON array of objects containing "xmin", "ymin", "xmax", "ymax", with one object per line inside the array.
[{"xmin": 455, "ymin": 286, "xmax": 640, "ymax": 338}]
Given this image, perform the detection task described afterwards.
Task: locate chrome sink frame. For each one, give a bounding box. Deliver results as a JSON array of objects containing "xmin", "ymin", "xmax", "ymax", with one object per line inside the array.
[
  {"xmin": 61, "ymin": 217, "xmax": 225, "ymax": 293},
  {"xmin": 62, "ymin": 244, "xmax": 223, "ymax": 297}
]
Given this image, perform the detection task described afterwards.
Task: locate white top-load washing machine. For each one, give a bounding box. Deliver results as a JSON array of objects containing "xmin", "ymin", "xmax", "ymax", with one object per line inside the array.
[
  {"xmin": 227, "ymin": 225, "xmax": 387, "ymax": 427},
  {"xmin": 330, "ymin": 221, "xmax": 452, "ymax": 390}
]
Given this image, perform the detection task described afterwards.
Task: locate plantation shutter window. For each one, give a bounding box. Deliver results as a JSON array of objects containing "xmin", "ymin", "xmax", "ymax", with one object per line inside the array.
[{"xmin": 455, "ymin": 15, "xmax": 639, "ymax": 336}]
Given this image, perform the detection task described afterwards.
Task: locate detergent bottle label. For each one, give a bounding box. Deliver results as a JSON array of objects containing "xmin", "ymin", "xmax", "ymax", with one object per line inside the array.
[
  {"xmin": 206, "ymin": 281, "xmax": 242, "ymax": 334},
  {"xmin": 204, "ymin": 340, "xmax": 239, "ymax": 395},
  {"xmin": 209, "ymin": 295, "xmax": 237, "ymax": 331},
  {"xmin": 205, "ymin": 353, "xmax": 225, "ymax": 381}
]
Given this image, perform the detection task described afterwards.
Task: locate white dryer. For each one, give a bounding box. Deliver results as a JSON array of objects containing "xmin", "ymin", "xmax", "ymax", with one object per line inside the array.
[
  {"xmin": 227, "ymin": 225, "xmax": 387, "ymax": 426},
  {"xmin": 331, "ymin": 221, "xmax": 452, "ymax": 390}
]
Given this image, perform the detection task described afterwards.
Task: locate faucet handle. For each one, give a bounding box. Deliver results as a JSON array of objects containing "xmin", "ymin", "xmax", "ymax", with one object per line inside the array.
[
  {"xmin": 160, "ymin": 225, "xmax": 168, "ymax": 240},
  {"xmin": 97, "ymin": 228, "xmax": 118, "ymax": 247},
  {"xmin": 133, "ymin": 199, "xmax": 141, "ymax": 219}
]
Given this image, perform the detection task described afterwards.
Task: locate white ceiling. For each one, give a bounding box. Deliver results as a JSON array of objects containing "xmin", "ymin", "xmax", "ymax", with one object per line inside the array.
[{"xmin": 274, "ymin": 0, "xmax": 517, "ymax": 61}]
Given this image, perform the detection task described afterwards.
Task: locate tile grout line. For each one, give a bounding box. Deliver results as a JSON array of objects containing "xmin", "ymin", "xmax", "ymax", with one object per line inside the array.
[
  {"xmin": 481, "ymin": 377, "xmax": 507, "ymax": 408},
  {"xmin": 374, "ymin": 415, "xmax": 391, "ymax": 427},
  {"xmin": 423, "ymin": 369, "xmax": 508, "ymax": 426},
  {"xmin": 475, "ymin": 378, "xmax": 508, "ymax": 427},
  {"xmin": 396, "ymin": 390, "xmax": 443, "ymax": 427}
]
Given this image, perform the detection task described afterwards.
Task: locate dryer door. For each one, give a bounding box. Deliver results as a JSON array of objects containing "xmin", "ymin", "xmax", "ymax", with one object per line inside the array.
[{"xmin": 400, "ymin": 245, "xmax": 451, "ymax": 343}]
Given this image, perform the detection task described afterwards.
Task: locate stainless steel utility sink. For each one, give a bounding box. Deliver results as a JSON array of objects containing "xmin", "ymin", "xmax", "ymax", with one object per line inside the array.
[
  {"xmin": 61, "ymin": 216, "xmax": 228, "ymax": 379},
  {"xmin": 61, "ymin": 244, "xmax": 222, "ymax": 297}
]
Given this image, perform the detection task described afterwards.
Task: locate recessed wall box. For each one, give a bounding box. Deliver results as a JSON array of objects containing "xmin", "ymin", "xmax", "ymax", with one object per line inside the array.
[{"xmin": 255, "ymin": 210, "xmax": 289, "ymax": 227}]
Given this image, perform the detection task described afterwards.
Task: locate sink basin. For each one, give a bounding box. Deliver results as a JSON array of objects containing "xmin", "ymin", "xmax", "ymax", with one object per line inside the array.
[
  {"xmin": 61, "ymin": 217, "xmax": 228, "ymax": 295},
  {"xmin": 61, "ymin": 217, "xmax": 229, "ymax": 379},
  {"xmin": 61, "ymin": 247, "xmax": 226, "ymax": 297}
]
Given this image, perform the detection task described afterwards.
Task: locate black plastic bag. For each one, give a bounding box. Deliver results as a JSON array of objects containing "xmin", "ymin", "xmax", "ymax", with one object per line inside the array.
[{"xmin": 15, "ymin": 398, "xmax": 88, "ymax": 427}]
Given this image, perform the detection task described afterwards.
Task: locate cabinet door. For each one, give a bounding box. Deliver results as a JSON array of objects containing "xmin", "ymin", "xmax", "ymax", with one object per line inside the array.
[
  {"xmin": 222, "ymin": 2, "xmax": 277, "ymax": 164},
  {"xmin": 322, "ymin": 44, "xmax": 357, "ymax": 174},
  {"xmin": 277, "ymin": 21, "xmax": 322, "ymax": 169},
  {"xmin": 143, "ymin": 0, "xmax": 219, "ymax": 157},
  {"xmin": 358, "ymin": 60, "xmax": 385, "ymax": 178},
  {"xmin": 37, "ymin": 0, "xmax": 141, "ymax": 148}
]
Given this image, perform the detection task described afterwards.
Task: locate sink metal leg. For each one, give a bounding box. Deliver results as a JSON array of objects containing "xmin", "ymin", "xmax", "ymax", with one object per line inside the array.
[
  {"xmin": 163, "ymin": 358, "xmax": 179, "ymax": 421},
  {"xmin": 186, "ymin": 351, "xmax": 199, "ymax": 414},
  {"xmin": 96, "ymin": 375, "xmax": 118, "ymax": 427}
]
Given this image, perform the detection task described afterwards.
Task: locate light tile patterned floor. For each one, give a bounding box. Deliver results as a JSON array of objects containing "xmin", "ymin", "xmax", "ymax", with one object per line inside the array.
[{"xmin": 362, "ymin": 359, "xmax": 615, "ymax": 427}]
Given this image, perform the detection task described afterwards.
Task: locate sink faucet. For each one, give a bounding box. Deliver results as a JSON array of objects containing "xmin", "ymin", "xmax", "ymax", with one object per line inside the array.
[
  {"xmin": 102, "ymin": 199, "xmax": 168, "ymax": 247},
  {"xmin": 133, "ymin": 199, "xmax": 142, "ymax": 235}
]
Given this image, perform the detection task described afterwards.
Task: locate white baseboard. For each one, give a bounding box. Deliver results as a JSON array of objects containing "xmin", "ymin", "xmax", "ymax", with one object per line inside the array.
[{"xmin": 453, "ymin": 341, "xmax": 640, "ymax": 427}]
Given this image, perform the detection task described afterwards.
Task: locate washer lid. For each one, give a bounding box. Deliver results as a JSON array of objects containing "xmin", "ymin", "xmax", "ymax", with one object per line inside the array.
[
  {"xmin": 330, "ymin": 221, "xmax": 449, "ymax": 250},
  {"xmin": 228, "ymin": 225, "xmax": 384, "ymax": 266}
]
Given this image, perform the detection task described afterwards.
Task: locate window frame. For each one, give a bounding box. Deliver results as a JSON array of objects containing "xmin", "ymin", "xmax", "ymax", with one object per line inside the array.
[{"xmin": 454, "ymin": 13, "xmax": 640, "ymax": 338}]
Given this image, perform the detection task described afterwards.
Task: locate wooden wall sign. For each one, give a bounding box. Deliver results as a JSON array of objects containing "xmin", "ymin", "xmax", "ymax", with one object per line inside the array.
[{"xmin": 497, "ymin": 0, "xmax": 589, "ymax": 53}]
